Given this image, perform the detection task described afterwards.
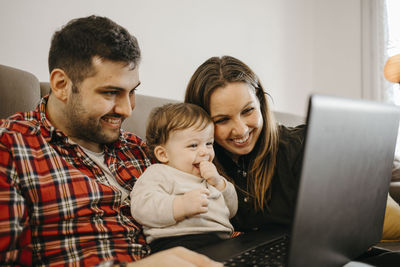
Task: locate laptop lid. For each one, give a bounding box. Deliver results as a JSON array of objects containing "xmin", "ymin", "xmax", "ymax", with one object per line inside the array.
[
  {"xmin": 196, "ymin": 94, "xmax": 399, "ymax": 266},
  {"xmin": 287, "ymin": 94, "xmax": 400, "ymax": 267}
]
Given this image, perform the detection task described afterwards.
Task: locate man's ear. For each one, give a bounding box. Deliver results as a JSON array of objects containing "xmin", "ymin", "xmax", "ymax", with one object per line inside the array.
[
  {"xmin": 49, "ymin": 68, "xmax": 72, "ymax": 102},
  {"xmin": 154, "ymin": 145, "xmax": 169, "ymax": 163}
]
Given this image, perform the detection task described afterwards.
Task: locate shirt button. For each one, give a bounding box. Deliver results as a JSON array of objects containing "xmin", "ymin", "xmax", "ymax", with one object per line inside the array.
[{"xmin": 244, "ymin": 197, "xmax": 249, "ymax": 203}]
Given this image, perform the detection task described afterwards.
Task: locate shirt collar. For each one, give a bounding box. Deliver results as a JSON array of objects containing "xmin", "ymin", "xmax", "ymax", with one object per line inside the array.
[{"xmin": 37, "ymin": 96, "xmax": 68, "ymax": 144}]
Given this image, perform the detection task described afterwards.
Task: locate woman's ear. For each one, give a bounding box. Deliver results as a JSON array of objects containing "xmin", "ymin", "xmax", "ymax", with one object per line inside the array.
[
  {"xmin": 49, "ymin": 68, "xmax": 72, "ymax": 102},
  {"xmin": 154, "ymin": 145, "xmax": 169, "ymax": 163}
]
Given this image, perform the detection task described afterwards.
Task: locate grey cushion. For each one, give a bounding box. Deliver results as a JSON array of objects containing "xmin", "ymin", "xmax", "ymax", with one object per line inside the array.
[
  {"xmin": 123, "ymin": 94, "xmax": 178, "ymax": 139},
  {"xmin": 124, "ymin": 95, "xmax": 305, "ymax": 140},
  {"xmin": 0, "ymin": 64, "xmax": 41, "ymax": 119}
]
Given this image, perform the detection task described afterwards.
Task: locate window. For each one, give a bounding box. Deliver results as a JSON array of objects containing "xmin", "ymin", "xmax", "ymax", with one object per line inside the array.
[{"xmin": 386, "ymin": 0, "xmax": 400, "ymax": 105}]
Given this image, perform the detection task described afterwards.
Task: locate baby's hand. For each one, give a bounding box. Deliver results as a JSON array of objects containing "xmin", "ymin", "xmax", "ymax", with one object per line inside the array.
[
  {"xmin": 199, "ymin": 161, "xmax": 226, "ymax": 191},
  {"xmin": 173, "ymin": 188, "xmax": 210, "ymax": 221}
]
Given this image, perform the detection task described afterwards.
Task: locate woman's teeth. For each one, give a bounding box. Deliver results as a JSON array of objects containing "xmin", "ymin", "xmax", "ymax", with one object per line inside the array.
[{"xmin": 232, "ymin": 134, "xmax": 249, "ymax": 144}]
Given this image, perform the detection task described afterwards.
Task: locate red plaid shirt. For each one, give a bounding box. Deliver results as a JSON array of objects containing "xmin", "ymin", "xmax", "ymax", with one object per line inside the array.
[{"xmin": 0, "ymin": 97, "xmax": 152, "ymax": 266}]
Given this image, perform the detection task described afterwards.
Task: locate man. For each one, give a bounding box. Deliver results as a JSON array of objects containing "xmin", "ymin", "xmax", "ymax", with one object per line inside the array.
[{"xmin": 0, "ymin": 15, "xmax": 221, "ymax": 267}]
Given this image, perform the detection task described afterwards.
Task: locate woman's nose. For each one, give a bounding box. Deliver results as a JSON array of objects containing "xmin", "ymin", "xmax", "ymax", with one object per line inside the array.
[{"xmin": 232, "ymin": 119, "xmax": 248, "ymax": 136}]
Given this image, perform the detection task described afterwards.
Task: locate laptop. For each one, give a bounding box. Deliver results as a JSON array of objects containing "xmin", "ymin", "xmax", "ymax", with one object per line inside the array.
[{"xmin": 196, "ymin": 94, "xmax": 400, "ymax": 267}]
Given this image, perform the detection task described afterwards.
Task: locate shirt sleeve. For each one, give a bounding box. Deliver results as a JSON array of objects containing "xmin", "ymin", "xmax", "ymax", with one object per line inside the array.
[
  {"xmin": 130, "ymin": 166, "xmax": 176, "ymax": 228},
  {"xmin": 0, "ymin": 142, "xmax": 31, "ymax": 266},
  {"xmin": 221, "ymin": 179, "xmax": 238, "ymax": 218}
]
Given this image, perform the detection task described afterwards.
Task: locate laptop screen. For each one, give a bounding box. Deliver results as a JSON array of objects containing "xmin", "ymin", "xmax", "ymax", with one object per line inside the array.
[{"xmin": 288, "ymin": 94, "xmax": 400, "ymax": 267}]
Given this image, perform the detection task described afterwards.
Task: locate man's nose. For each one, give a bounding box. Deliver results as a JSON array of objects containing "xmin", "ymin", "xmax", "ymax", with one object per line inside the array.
[{"xmin": 115, "ymin": 95, "xmax": 134, "ymax": 118}]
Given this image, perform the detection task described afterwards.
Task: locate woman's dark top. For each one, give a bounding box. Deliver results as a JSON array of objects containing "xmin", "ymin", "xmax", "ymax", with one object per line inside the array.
[{"xmin": 215, "ymin": 125, "xmax": 306, "ymax": 232}]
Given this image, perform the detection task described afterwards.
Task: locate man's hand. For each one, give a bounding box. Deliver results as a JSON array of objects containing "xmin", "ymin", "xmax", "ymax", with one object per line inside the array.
[
  {"xmin": 126, "ymin": 246, "xmax": 223, "ymax": 267},
  {"xmin": 199, "ymin": 161, "xmax": 226, "ymax": 191},
  {"xmin": 173, "ymin": 188, "xmax": 210, "ymax": 221}
]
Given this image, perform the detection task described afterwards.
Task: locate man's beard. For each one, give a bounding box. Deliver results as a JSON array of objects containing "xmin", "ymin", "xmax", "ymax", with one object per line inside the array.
[{"xmin": 65, "ymin": 91, "xmax": 121, "ymax": 145}]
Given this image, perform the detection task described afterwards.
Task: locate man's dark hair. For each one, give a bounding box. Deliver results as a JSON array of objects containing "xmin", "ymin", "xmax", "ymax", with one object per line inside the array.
[{"xmin": 48, "ymin": 15, "xmax": 141, "ymax": 85}]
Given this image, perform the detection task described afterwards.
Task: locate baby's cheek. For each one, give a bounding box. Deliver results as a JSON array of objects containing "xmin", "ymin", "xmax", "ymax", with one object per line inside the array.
[{"xmin": 209, "ymin": 151, "xmax": 215, "ymax": 161}]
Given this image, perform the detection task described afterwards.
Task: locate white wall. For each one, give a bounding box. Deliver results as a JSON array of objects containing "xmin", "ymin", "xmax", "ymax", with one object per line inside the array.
[{"xmin": 0, "ymin": 0, "xmax": 362, "ymax": 117}]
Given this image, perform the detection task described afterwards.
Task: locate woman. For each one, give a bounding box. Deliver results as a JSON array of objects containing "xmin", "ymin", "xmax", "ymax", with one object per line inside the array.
[
  {"xmin": 184, "ymin": 55, "xmax": 305, "ymax": 231},
  {"xmin": 184, "ymin": 55, "xmax": 400, "ymax": 265}
]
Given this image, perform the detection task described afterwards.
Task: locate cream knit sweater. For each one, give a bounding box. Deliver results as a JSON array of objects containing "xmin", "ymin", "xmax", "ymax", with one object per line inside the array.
[{"xmin": 130, "ymin": 164, "xmax": 238, "ymax": 243}]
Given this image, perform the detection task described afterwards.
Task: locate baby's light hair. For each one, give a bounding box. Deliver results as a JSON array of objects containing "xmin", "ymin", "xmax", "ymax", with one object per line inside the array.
[{"xmin": 145, "ymin": 103, "xmax": 213, "ymax": 161}]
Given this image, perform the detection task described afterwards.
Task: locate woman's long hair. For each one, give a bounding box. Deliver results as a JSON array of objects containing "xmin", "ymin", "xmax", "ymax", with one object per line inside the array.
[{"xmin": 185, "ymin": 55, "xmax": 279, "ymax": 211}]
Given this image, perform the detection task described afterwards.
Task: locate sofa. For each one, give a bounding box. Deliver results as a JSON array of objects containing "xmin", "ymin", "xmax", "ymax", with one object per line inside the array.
[
  {"xmin": 0, "ymin": 64, "xmax": 306, "ymax": 138},
  {"xmin": 1, "ymin": 63, "xmax": 399, "ymax": 201},
  {"xmin": 1, "ymin": 63, "xmax": 400, "ymax": 251}
]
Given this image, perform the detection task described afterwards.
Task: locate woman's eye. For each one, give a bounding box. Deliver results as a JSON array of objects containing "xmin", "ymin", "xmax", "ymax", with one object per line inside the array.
[
  {"xmin": 243, "ymin": 107, "xmax": 254, "ymax": 114},
  {"xmin": 206, "ymin": 141, "xmax": 214, "ymax": 146},
  {"xmin": 214, "ymin": 118, "xmax": 228, "ymax": 124},
  {"xmin": 188, "ymin": 144, "xmax": 197, "ymax": 148}
]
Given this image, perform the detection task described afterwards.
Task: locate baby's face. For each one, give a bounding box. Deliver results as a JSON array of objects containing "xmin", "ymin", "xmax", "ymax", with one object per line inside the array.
[{"xmin": 163, "ymin": 123, "xmax": 215, "ymax": 177}]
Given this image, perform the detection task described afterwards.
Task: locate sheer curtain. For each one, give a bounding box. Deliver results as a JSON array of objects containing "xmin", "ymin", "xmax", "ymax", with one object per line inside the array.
[
  {"xmin": 360, "ymin": 0, "xmax": 390, "ymax": 103},
  {"xmin": 361, "ymin": 0, "xmax": 399, "ymax": 155}
]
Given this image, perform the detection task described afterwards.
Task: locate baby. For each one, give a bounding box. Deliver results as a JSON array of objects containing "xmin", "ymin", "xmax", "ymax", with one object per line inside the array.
[{"xmin": 130, "ymin": 103, "xmax": 238, "ymax": 253}]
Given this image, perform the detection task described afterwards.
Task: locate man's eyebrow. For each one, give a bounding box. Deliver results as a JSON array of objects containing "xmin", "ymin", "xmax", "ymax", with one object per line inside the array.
[{"xmin": 98, "ymin": 81, "xmax": 141, "ymax": 91}]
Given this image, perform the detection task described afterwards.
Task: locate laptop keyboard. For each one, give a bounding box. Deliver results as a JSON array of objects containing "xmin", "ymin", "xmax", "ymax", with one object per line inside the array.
[{"xmin": 223, "ymin": 236, "xmax": 289, "ymax": 267}]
